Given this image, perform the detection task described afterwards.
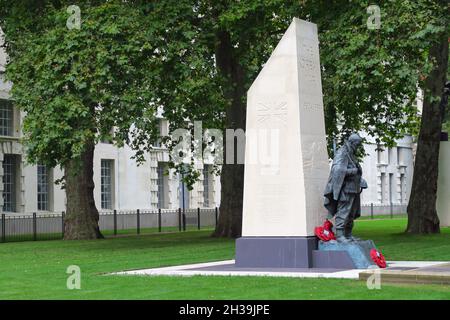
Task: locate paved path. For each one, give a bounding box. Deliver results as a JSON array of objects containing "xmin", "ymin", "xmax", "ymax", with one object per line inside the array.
[
  {"xmin": 359, "ymin": 261, "xmax": 450, "ymax": 285},
  {"xmin": 112, "ymin": 260, "xmax": 448, "ymax": 282}
]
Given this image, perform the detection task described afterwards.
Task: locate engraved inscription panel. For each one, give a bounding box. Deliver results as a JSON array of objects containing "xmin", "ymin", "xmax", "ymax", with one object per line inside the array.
[
  {"xmin": 298, "ymin": 38, "xmax": 321, "ymax": 97},
  {"xmin": 303, "ymin": 101, "xmax": 323, "ymax": 111},
  {"xmin": 256, "ymin": 183, "xmax": 288, "ymax": 224}
]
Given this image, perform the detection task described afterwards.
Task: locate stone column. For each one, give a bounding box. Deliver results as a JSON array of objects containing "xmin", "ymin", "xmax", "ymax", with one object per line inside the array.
[{"xmin": 236, "ymin": 18, "xmax": 330, "ymax": 268}]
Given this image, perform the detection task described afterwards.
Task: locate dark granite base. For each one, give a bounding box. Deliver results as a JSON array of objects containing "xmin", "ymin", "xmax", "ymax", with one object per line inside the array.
[
  {"xmin": 312, "ymin": 250, "xmax": 356, "ymax": 269},
  {"xmin": 236, "ymin": 237, "xmax": 379, "ymax": 270},
  {"xmin": 184, "ymin": 262, "xmax": 346, "ymax": 273},
  {"xmin": 235, "ymin": 236, "xmax": 317, "ymax": 268},
  {"xmin": 317, "ymin": 240, "xmax": 377, "ymax": 269}
]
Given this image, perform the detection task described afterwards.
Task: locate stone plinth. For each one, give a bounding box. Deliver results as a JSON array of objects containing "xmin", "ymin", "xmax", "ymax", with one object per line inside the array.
[
  {"xmin": 241, "ymin": 18, "xmax": 329, "ymax": 238},
  {"xmin": 235, "ymin": 237, "xmax": 317, "ymax": 268},
  {"xmin": 236, "ymin": 18, "xmax": 330, "ymax": 269},
  {"xmin": 316, "ymin": 240, "xmax": 378, "ymax": 269}
]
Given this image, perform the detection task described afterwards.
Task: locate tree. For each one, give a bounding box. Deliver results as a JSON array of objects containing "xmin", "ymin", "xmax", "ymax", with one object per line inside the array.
[
  {"xmin": 1, "ymin": 1, "xmax": 158, "ymax": 239},
  {"xmin": 134, "ymin": 0, "xmax": 305, "ymax": 238},
  {"xmin": 132, "ymin": 1, "xmax": 448, "ymax": 238},
  {"xmin": 308, "ymin": 0, "xmax": 448, "ymax": 233},
  {"xmin": 406, "ymin": 23, "xmax": 448, "ymax": 234},
  {"xmin": 3, "ymin": 0, "xmax": 446, "ymax": 238}
]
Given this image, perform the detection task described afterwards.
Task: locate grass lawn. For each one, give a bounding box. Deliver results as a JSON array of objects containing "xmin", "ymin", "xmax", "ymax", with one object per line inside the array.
[{"xmin": 0, "ymin": 218, "xmax": 450, "ymax": 300}]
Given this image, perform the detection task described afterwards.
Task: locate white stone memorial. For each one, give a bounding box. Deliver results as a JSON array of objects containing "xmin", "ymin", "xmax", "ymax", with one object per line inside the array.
[{"xmin": 236, "ymin": 18, "xmax": 330, "ymax": 268}]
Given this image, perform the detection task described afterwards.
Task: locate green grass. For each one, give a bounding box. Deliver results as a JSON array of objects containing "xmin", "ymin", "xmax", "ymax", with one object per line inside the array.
[
  {"xmin": 3, "ymin": 225, "xmax": 212, "ymax": 243},
  {"xmin": 359, "ymin": 214, "xmax": 407, "ymax": 220},
  {"xmin": 1, "ymin": 219, "xmax": 450, "ymax": 300}
]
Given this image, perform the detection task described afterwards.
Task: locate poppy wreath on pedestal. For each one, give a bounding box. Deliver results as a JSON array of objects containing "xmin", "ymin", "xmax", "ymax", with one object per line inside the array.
[
  {"xmin": 323, "ymin": 219, "xmax": 333, "ymax": 232},
  {"xmin": 314, "ymin": 220, "xmax": 336, "ymax": 242},
  {"xmin": 370, "ymin": 249, "xmax": 387, "ymax": 268}
]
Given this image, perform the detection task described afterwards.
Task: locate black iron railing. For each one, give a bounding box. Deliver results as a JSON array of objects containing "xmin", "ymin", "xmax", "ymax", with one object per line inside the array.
[{"xmin": 0, "ymin": 207, "xmax": 219, "ymax": 243}]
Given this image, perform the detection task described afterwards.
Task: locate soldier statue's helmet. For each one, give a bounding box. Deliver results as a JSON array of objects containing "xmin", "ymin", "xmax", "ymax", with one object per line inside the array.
[{"xmin": 348, "ymin": 133, "xmax": 362, "ymax": 145}]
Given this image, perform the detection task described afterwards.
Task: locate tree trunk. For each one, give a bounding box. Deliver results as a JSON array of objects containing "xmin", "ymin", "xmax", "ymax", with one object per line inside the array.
[
  {"xmin": 406, "ymin": 33, "xmax": 448, "ymax": 234},
  {"xmin": 64, "ymin": 141, "xmax": 103, "ymax": 239},
  {"xmin": 212, "ymin": 30, "xmax": 246, "ymax": 238}
]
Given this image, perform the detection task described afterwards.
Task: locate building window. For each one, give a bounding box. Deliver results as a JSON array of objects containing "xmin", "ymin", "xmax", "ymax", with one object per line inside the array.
[
  {"xmin": 203, "ymin": 165, "xmax": 210, "ymax": 208},
  {"xmin": 380, "ymin": 172, "xmax": 386, "ymax": 204},
  {"xmin": 101, "ymin": 159, "xmax": 114, "ymax": 210},
  {"xmin": 178, "ymin": 171, "xmax": 190, "ymax": 210},
  {"xmin": 0, "ymin": 100, "xmax": 13, "ymax": 136},
  {"xmin": 2, "ymin": 155, "xmax": 17, "ymax": 212},
  {"xmin": 157, "ymin": 163, "xmax": 167, "ymax": 209},
  {"xmin": 400, "ymin": 173, "xmax": 406, "ymax": 204},
  {"xmin": 389, "ymin": 173, "xmax": 394, "ymax": 204},
  {"xmin": 37, "ymin": 164, "xmax": 50, "ymax": 211}
]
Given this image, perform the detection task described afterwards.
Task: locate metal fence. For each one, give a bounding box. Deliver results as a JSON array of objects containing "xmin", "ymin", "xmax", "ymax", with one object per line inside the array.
[
  {"xmin": 0, "ymin": 204, "xmax": 406, "ymax": 243},
  {"xmin": 360, "ymin": 203, "xmax": 407, "ymax": 219},
  {"xmin": 0, "ymin": 208, "xmax": 219, "ymax": 243}
]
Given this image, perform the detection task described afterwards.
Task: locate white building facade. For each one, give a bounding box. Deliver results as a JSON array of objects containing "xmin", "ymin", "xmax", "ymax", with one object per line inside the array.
[
  {"xmin": 359, "ymin": 134, "xmax": 414, "ymax": 206},
  {"xmin": 0, "ymin": 100, "xmax": 221, "ymax": 214}
]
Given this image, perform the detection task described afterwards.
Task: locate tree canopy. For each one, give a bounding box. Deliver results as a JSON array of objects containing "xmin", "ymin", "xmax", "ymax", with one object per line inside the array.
[
  {"xmin": 1, "ymin": 0, "xmax": 448, "ymax": 237},
  {"xmin": 2, "ymin": 1, "xmax": 159, "ymax": 169}
]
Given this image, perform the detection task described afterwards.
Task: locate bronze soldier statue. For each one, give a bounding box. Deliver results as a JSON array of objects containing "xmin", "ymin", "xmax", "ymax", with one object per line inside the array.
[{"xmin": 324, "ymin": 133, "xmax": 367, "ymax": 242}]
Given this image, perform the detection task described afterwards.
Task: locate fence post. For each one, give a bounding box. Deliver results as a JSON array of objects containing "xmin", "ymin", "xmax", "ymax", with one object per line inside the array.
[
  {"xmin": 113, "ymin": 209, "xmax": 117, "ymax": 236},
  {"xmin": 33, "ymin": 212, "xmax": 37, "ymax": 241},
  {"xmin": 137, "ymin": 209, "xmax": 140, "ymax": 234},
  {"xmin": 370, "ymin": 203, "xmax": 374, "ymax": 220},
  {"xmin": 183, "ymin": 210, "xmax": 186, "ymax": 231},
  {"xmin": 178, "ymin": 208, "xmax": 182, "ymax": 232},
  {"xmin": 1, "ymin": 213, "xmax": 5, "ymax": 243},
  {"xmin": 215, "ymin": 207, "xmax": 218, "ymax": 227},
  {"xmin": 390, "ymin": 202, "xmax": 393, "ymax": 219},
  {"xmin": 197, "ymin": 207, "xmax": 201, "ymax": 230},
  {"xmin": 158, "ymin": 208, "xmax": 162, "ymax": 232},
  {"xmin": 62, "ymin": 211, "xmax": 65, "ymax": 239}
]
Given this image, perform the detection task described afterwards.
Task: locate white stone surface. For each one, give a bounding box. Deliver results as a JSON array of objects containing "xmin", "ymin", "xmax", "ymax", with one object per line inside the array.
[
  {"xmin": 437, "ymin": 141, "xmax": 450, "ymax": 227},
  {"xmin": 242, "ymin": 18, "xmax": 329, "ymax": 237},
  {"xmin": 112, "ymin": 259, "xmax": 447, "ymax": 279},
  {"xmin": 112, "ymin": 260, "xmax": 361, "ymax": 279}
]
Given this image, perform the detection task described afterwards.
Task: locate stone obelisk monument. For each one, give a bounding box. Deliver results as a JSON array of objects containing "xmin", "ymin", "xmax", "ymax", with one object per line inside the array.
[{"xmin": 235, "ymin": 18, "xmax": 330, "ymax": 268}]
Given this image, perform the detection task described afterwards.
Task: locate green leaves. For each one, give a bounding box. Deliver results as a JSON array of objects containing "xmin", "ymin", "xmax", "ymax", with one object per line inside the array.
[
  {"xmin": 2, "ymin": 1, "xmax": 159, "ymax": 168},
  {"xmin": 1, "ymin": 0, "xmax": 447, "ymax": 177},
  {"xmin": 318, "ymin": 0, "xmax": 448, "ymax": 151}
]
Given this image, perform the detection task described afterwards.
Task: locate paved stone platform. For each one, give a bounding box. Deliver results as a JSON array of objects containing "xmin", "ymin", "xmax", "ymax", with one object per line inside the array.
[
  {"xmin": 316, "ymin": 239, "xmax": 377, "ymax": 269},
  {"xmin": 112, "ymin": 260, "xmax": 448, "ymax": 281},
  {"xmin": 359, "ymin": 262, "xmax": 450, "ymax": 285}
]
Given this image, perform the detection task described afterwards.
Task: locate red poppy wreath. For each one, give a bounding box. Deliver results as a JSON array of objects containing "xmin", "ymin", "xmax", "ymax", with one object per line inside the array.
[
  {"xmin": 314, "ymin": 220, "xmax": 336, "ymax": 242},
  {"xmin": 370, "ymin": 249, "xmax": 387, "ymax": 268}
]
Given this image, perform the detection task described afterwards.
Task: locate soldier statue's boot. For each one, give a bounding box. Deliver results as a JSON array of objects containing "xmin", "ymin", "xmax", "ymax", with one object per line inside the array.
[
  {"xmin": 335, "ymin": 229, "xmax": 351, "ymax": 243},
  {"xmin": 344, "ymin": 226, "xmax": 360, "ymax": 242},
  {"xmin": 344, "ymin": 229, "xmax": 361, "ymax": 241}
]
